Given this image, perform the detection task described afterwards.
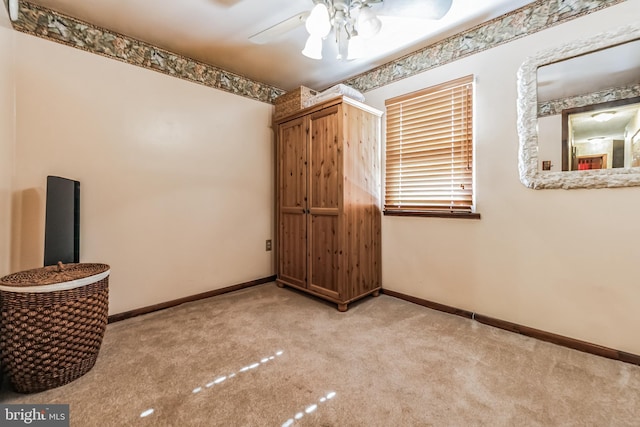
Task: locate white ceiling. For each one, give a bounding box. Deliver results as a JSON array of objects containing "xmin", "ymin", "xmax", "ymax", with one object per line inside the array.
[
  {"xmin": 571, "ymin": 102, "xmax": 640, "ymax": 143},
  {"xmin": 26, "ymin": 0, "xmax": 533, "ymax": 91},
  {"xmin": 537, "ymin": 39, "xmax": 640, "ymax": 103}
]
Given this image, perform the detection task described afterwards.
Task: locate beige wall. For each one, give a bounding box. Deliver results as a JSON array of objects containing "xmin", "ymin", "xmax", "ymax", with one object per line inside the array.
[
  {"xmin": 537, "ymin": 115, "xmax": 562, "ymax": 171},
  {"xmin": 365, "ymin": 1, "xmax": 640, "ymax": 354},
  {"xmin": 11, "ymin": 31, "xmax": 275, "ymax": 314},
  {"xmin": 0, "ymin": 7, "xmax": 14, "ymax": 278}
]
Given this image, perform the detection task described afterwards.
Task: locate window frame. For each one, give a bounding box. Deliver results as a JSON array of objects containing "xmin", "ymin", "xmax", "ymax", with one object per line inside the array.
[{"xmin": 383, "ymin": 75, "xmax": 479, "ymax": 219}]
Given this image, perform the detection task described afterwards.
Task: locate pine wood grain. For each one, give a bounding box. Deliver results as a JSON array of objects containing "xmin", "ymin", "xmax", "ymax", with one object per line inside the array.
[
  {"xmin": 278, "ymin": 118, "xmax": 307, "ymax": 289},
  {"xmin": 276, "ymin": 97, "xmax": 382, "ymax": 310}
]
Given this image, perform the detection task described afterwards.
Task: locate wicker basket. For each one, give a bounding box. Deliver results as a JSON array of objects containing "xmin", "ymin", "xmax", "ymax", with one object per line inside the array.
[
  {"xmin": 0, "ymin": 262, "xmax": 110, "ymax": 393},
  {"xmin": 274, "ymin": 86, "xmax": 318, "ymax": 121}
]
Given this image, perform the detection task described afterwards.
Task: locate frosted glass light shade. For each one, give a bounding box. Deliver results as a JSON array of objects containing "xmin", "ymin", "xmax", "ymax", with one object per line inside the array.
[
  {"xmin": 8, "ymin": 0, "xmax": 18, "ymax": 21},
  {"xmin": 306, "ymin": 3, "xmax": 331, "ymax": 37},
  {"xmin": 592, "ymin": 112, "xmax": 615, "ymax": 122},
  {"xmin": 302, "ymin": 35, "xmax": 323, "ymax": 60},
  {"xmin": 347, "ymin": 35, "xmax": 365, "ymax": 60},
  {"xmin": 356, "ymin": 6, "xmax": 381, "ymax": 38}
]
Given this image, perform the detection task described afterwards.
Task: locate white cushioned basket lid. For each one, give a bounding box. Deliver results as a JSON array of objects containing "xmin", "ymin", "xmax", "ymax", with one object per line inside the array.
[{"xmin": 0, "ymin": 262, "xmax": 110, "ymax": 293}]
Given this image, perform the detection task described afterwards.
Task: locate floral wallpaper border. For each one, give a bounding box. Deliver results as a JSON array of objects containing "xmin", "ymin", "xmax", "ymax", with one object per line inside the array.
[
  {"xmin": 538, "ymin": 84, "xmax": 640, "ymax": 117},
  {"xmin": 12, "ymin": 2, "xmax": 286, "ymax": 104},
  {"xmin": 11, "ymin": 1, "xmax": 626, "ymax": 102},
  {"xmin": 343, "ymin": 0, "xmax": 626, "ymax": 93}
]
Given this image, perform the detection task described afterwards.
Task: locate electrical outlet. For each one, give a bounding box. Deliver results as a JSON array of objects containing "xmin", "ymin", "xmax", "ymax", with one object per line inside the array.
[{"xmin": 266, "ymin": 239, "xmax": 272, "ymax": 251}]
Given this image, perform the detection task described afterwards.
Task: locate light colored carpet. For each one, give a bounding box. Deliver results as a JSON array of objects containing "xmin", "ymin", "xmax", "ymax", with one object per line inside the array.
[{"xmin": 1, "ymin": 283, "xmax": 639, "ymax": 426}]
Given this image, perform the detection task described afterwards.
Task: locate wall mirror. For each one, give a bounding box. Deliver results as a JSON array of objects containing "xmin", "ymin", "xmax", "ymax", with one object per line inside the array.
[{"xmin": 517, "ymin": 23, "xmax": 640, "ymax": 189}]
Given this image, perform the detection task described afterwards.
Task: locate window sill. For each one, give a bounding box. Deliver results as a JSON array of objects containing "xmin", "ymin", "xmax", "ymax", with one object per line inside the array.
[{"xmin": 383, "ymin": 210, "xmax": 481, "ymax": 220}]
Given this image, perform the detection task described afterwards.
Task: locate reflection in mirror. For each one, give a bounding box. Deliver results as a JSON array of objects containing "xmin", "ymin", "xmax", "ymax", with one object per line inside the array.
[
  {"xmin": 537, "ymin": 39, "xmax": 640, "ymax": 173},
  {"xmin": 517, "ymin": 23, "xmax": 640, "ymax": 189},
  {"xmin": 562, "ymin": 97, "xmax": 640, "ymax": 171}
]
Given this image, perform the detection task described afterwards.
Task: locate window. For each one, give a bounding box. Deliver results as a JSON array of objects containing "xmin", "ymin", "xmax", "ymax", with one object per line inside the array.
[{"xmin": 384, "ymin": 75, "xmax": 477, "ymax": 218}]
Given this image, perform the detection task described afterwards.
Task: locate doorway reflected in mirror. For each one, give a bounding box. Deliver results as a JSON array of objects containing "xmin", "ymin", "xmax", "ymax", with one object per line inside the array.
[{"xmin": 562, "ymin": 97, "xmax": 640, "ymax": 171}]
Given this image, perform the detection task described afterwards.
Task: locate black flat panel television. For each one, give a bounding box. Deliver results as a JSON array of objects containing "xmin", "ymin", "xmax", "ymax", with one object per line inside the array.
[{"xmin": 44, "ymin": 176, "xmax": 80, "ymax": 266}]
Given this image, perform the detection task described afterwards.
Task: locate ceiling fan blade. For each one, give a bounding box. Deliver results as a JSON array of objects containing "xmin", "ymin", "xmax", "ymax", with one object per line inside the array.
[
  {"xmin": 377, "ymin": 0, "xmax": 453, "ymax": 20},
  {"xmin": 249, "ymin": 11, "xmax": 310, "ymax": 45}
]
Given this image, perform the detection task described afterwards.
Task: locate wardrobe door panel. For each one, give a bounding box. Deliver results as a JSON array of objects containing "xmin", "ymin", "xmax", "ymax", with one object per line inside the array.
[
  {"xmin": 278, "ymin": 118, "xmax": 307, "ymax": 288},
  {"xmin": 279, "ymin": 212, "xmax": 307, "ymax": 288},
  {"xmin": 307, "ymin": 107, "xmax": 341, "ymax": 298},
  {"xmin": 309, "ymin": 107, "xmax": 341, "ymax": 210},
  {"xmin": 308, "ymin": 214, "xmax": 340, "ymax": 298},
  {"xmin": 279, "ymin": 118, "xmax": 307, "ymax": 209}
]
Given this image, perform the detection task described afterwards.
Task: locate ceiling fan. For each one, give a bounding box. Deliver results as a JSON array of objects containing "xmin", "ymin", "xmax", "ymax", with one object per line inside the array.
[{"xmin": 249, "ymin": 0, "xmax": 453, "ymax": 60}]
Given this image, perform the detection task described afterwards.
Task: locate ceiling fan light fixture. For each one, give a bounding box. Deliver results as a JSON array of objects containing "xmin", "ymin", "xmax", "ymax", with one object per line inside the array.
[
  {"xmin": 8, "ymin": 0, "xmax": 18, "ymax": 21},
  {"xmin": 306, "ymin": 3, "xmax": 331, "ymax": 37},
  {"xmin": 302, "ymin": 35, "xmax": 324, "ymax": 60},
  {"xmin": 347, "ymin": 34, "xmax": 365, "ymax": 60},
  {"xmin": 356, "ymin": 6, "xmax": 381, "ymax": 38},
  {"xmin": 302, "ymin": 0, "xmax": 383, "ymax": 60},
  {"xmin": 592, "ymin": 111, "xmax": 615, "ymax": 122}
]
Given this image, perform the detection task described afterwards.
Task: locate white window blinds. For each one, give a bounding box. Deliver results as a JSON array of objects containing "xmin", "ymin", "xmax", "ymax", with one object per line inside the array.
[{"xmin": 385, "ymin": 75, "xmax": 474, "ymax": 213}]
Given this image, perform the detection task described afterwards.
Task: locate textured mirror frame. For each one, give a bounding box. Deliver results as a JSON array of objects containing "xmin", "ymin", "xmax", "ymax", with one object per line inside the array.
[{"xmin": 517, "ymin": 23, "xmax": 640, "ymax": 189}]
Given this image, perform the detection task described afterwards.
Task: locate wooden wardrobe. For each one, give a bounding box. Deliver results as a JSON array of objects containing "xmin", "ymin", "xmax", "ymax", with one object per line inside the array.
[{"xmin": 275, "ymin": 96, "xmax": 382, "ymax": 311}]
